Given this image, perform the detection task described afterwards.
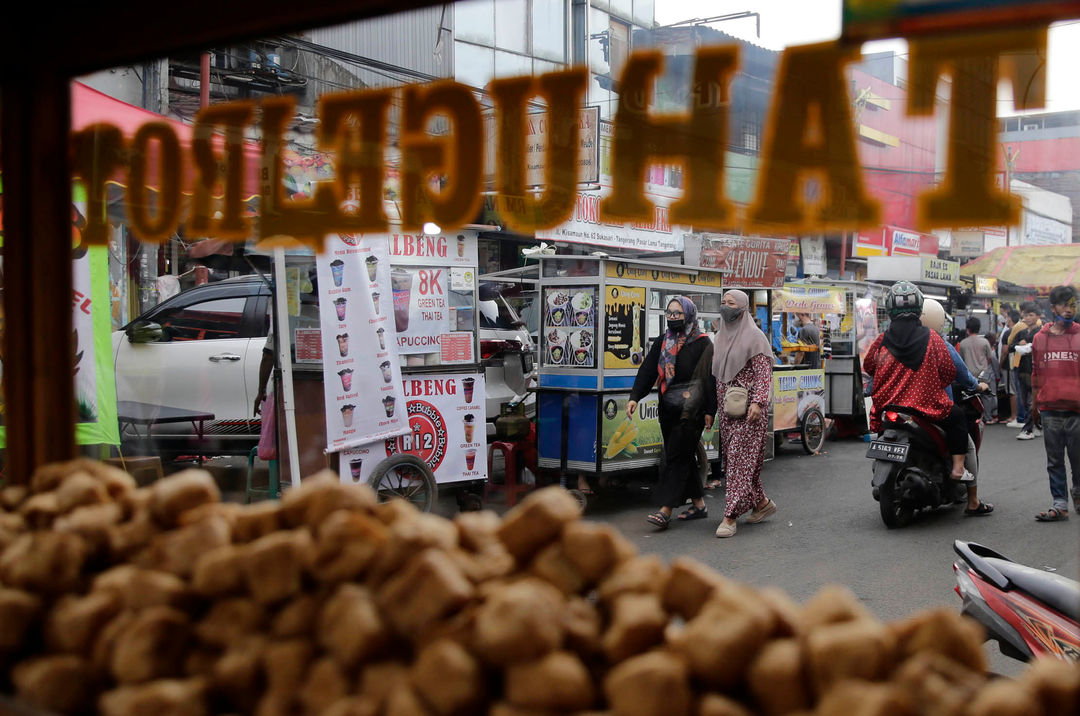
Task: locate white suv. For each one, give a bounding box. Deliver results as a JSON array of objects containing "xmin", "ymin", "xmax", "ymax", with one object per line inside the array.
[{"xmin": 113, "ymin": 275, "xmax": 536, "ymax": 453}]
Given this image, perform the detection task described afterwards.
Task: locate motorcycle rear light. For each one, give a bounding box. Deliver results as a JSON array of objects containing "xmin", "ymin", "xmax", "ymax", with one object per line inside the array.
[
  {"xmin": 953, "ymin": 563, "xmax": 982, "ymax": 602},
  {"xmin": 885, "ymin": 411, "xmax": 901, "ymax": 423}
]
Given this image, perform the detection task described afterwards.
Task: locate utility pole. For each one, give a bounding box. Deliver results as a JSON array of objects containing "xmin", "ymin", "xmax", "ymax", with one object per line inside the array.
[{"xmin": 1003, "ymin": 144, "xmax": 1019, "ymax": 246}]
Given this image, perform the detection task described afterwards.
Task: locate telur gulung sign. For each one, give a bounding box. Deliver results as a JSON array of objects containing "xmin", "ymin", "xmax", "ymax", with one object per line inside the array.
[{"xmin": 71, "ymin": 28, "xmax": 1047, "ymax": 253}]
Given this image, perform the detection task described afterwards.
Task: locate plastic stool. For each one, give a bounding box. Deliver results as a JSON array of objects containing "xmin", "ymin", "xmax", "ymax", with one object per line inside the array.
[
  {"xmin": 485, "ymin": 439, "xmax": 536, "ymax": 507},
  {"xmin": 245, "ymin": 446, "xmax": 280, "ymax": 503}
]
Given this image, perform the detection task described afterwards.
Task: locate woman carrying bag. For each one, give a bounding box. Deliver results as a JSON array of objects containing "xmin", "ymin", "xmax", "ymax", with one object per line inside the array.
[
  {"xmin": 627, "ymin": 297, "xmax": 717, "ymax": 530},
  {"xmin": 712, "ymin": 290, "xmax": 776, "ymax": 538}
]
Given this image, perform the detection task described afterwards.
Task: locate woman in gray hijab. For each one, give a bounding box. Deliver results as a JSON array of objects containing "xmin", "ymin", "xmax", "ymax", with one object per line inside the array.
[{"xmin": 712, "ymin": 290, "xmax": 776, "ymax": 538}]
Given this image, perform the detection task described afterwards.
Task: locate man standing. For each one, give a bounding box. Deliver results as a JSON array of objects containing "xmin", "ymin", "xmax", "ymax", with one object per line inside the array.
[
  {"xmin": 957, "ymin": 316, "xmax": 998, "ymax": 423},
  {"xmin": 1031, "ymin": 286, "xmax": 1080, "ymax": 521},
  {"xmin": 793, "ymin": 312, "xmax": 821, "ymax": 369},
  {"xmin": 1010, "ymin": 303, "xmax": 1043, "ymax": 439},
  {"xmin": 1001, "ymin": 309, "xmax": 1024, "ymax": 425}
]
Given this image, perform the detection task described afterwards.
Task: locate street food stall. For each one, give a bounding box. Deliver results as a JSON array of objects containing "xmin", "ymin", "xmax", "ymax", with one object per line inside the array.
[
  {"xmin": 258, "ymin": 230, "xmax": 489, "ymax": 511},
  {"xmin": 534, "ymin": 256, "xmax": 725, "ymax": 501}
]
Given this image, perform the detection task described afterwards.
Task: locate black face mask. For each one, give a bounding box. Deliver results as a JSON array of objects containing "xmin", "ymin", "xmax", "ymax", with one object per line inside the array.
[
  {"xmin": 667, "ymin": 318, "xmax": 685, "ymax": 333},
  {"xmin": 720, "ymin": 306, "xmax": 743, "ymax": 323}
]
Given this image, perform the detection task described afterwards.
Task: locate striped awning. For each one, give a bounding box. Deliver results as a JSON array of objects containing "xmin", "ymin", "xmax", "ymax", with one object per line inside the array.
[{"xmin": 960, "ymin": 244, "xmax": 1080, "ymax": 294}]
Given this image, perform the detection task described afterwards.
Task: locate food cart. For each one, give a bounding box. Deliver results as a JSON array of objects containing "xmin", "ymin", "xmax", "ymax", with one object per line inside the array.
[
  {"xmin": 259, "ymin": 230, "xmax": 489, "ymax": 512},
  {"xmin": 534, "ymin": 256, "xmax": 725, "ymax": 504}
]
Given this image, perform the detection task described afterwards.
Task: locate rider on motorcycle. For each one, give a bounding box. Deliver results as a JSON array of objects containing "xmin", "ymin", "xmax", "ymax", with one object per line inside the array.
[
  {"xmin": 921, "ymin": 298, "xmax": 987, "ymax": 402},
  {"xmin": 863, "ymin": 282, "xmax": 994, "ymax": 515}
]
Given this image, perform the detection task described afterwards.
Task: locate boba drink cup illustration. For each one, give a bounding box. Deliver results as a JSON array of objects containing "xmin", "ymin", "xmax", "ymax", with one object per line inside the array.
[
  {"xmin": 392, "ymin": 270, "xmax": 412, "ymax": 333},
  {"xmin": 349, "ymin": 458, "xmax": 363, "ymax": 482},
  {"xmin": 465, "ymin": 449, "xmax": 476, "ymax": 471},
  {"xmin": 462, "ymin": 377, "xmax": 475, "ymax": 403},
  {"xmin": 365, "ymin": 255, "xmax": 378, "ymax": 282},
  {"xmin": 338, "ymin": 368, "xmax": 354, "ymax": 392},
  {"xmin": 464, "ymin": 414, "xmax": 475, "ymax": 443},
  {"xmin": 376, "ymin": 327, "xmax": 386, "ymax": 351},
  {"xmin": 380, "ymin": 360, "xmax": 392, "ymax": 384},
  {"xmin": 382, "ymin": 396, "xmax": 396, "ymax": 418},
  {"xmin": 330, "ymin": 259, "xmax": 345, "ymax": 287},
  {"xmin": 341, "ymin": 405, "xmax": 356, "ymax": 427},
  {"xmin": 372, "ymin": 292, "xmax": 381, "ymax": 316},
  {"xmin": 336, "ymin": 333, "xmax": 349, "ymax": 358},
  {"xmin": 334, "ymin": 297, "xmax": 347, "ymax": 322}
]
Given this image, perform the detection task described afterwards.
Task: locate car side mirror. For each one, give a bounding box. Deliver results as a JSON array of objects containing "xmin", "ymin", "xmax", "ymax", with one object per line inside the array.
[{"xmin": 126, "ymin": 320, "xmax": 164, "ymax": 344}]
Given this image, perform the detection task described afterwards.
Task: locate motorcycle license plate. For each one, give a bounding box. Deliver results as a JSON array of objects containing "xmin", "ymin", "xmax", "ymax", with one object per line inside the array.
[{"xmin": 865, "ymin": 440, "xmax": 909, "ymax": 463}]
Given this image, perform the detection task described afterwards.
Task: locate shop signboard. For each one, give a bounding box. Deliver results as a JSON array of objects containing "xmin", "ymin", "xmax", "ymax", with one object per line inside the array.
[
  {"xmin": 800, "ymin": 236, "xmax": 827, "ymax": 276},
  {"xmin": 604, "ymin": 262, "xmax": 724, "ymax": 288},
  {"xmin": 482, "ymin": 106, "xmax": 600, "ymax": 188},
  {"xmin": 772, "ymin": 369, "xmax": 826, "ymax": 432},
  {"xmin": 774, "ymin": 285, "xmax": 847, "ymax": 314},
  {"xmin": 843, "ymin": 0, "xmax": 1080, "ymax": 41},
  {"xmin": 535, "ymin": 187, "xmax": 687, "ymax": 253},
  {"xmin": 603, "ymin": 285, "xmax": 647, "ymax": 370},
  {"xmin": 921, "ymin": 257, "xmax": 960, "ymax": 284},
  {"xmin": 697, "ymin": 234, "xmax": 790, "ymax": 288},
  {"xmin": 950, "ymin": 230, "xmax": 985, "ymax": 258},
  {"xmin": 386, "ymin": 231, "xmax": 478, "ymax": 267},
  {"xmin": 599, "ymin": 394, "xmax": 662, "ymax": 470},
  {"xmin": 886, "ymin": 226, "xmax": 939, "ymax": 257},
  {"xmin": 339, "ymin": 372, "xmax": 486, "ymax": 485},
  {"xmin": 867, "ymin": 255, "xmax": 960, "ymax": 286},
  {"xmin": 975, "ymin": 275, "xmax": 999, "ymax": 296},
  {"xmin": 1022, "ymin": 213, "xmax": 1070, "ymax": 246},
  {"xmin": 316, "ymin": 234, "xmax": 409, "ymax": 452}
]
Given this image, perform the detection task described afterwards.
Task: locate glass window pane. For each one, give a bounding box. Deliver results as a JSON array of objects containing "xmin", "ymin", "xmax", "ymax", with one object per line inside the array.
[
  {"xmin": 455, "ymin": 41, "xmax": 495, "ymax": 88},
  {"xmin": 533, "ymin": 0, "xmax": 567, "ymax": 62},
  {"xmin": 455, "ymin": 0, "xmax": 496, "ymax": 46},
  {"xmin": 633, "ymin": 0, "xmax": 654, "ymax": 27},
  {"xmin": 534, "ymin": 58, "xmax": 562, "ymax": 76},
  {"xmin": 495, "ymin": 50, "xmax": 533, "ymax": 78},
  {"xmin": 157, "ymin": 297, "xmax": 249, "ymax": 341},
  {"xmin": 495, "ymin": 0, "xmax": 528, "ymax": 54},
  {"xmin": 589, "ymin": 8, "xmax": 611, "ymax": 76}
]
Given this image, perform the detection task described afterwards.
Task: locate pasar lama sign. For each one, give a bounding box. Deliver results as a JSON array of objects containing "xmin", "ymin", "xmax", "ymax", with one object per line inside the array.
[{"xmin": 70, "ymin": 29, "xmax": 1047, "ymax": 251}]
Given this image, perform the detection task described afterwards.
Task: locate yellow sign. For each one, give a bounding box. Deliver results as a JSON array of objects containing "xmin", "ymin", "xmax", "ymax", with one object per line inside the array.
[
  {"xmin": 604, "ymin": 285, "xmax": 646, "ymax": 370},
  {"xmin": 775, "ymin": 285, "xmax": 847, "ymax": 314},
  {"xmin": 605, "ymin": 262, "xmax": 723, "ymax": 288},
  {"xmin": 975, "ymin": 275, "xmax": 998, "ymax": 296},
  {"xmin": 772, "ymin": 369, "xmax": 825, "ymax": 432}
]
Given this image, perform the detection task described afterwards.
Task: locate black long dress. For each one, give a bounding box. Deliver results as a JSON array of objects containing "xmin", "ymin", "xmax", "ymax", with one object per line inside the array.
[{"xmin": 629, "ymin": 336, "xmax": 718, "ymax": 509}]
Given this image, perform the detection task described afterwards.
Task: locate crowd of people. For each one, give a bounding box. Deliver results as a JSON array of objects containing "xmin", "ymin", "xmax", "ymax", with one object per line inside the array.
[{"xmin": 625, "ymin": 283, "xmax": 1080, "ymax": 535}]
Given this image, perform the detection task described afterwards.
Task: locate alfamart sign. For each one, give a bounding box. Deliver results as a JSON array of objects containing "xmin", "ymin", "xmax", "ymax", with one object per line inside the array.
[{"xmin": 72, "ymin": 29, "xmax": 1047, "ymax": 251}]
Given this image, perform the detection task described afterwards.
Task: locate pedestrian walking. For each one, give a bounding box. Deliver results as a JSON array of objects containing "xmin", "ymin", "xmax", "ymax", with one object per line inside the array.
[
  {"xmin": 712, "ymin": 289, "xmax": 775, "ymax": 538},
  {"xmin": 627, "ymin": 297, "xmax": 717, "ymax": 530},
  {"xmin": 1001, "ymin": 309, "xmax": 1024, "ymax": 425},
  {"xmin": 1031, "ymin": 285, "xmax": 1080, "ymax": 522},
  {"xmin": 957, "ymin": 317, "xmax": 999, "ymax": 423},
  {"xmin": 1010, "ymin": 303, "xmax": 1043, "ymax": 439}
]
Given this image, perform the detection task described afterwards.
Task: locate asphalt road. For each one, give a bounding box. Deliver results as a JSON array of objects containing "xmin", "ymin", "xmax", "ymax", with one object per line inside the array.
[{"xmin": 570, "ymin": 422, "xmax": 1080, "ymax": 677}]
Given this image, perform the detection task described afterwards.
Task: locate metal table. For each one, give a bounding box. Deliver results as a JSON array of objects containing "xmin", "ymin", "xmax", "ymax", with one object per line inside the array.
[{"xmin": 116, "ymin": 400, "xmax": 215, "ymax": 461}]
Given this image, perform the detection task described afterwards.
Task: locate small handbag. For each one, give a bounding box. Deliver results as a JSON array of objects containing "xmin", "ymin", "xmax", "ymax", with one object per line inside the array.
[{"xmin": 723, "ymin": 384, "xmax": 749, "ymax": 418}]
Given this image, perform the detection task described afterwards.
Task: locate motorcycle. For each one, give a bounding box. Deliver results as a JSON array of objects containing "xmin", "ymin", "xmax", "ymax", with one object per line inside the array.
[
  {"xmin": 953, "ymin": 540, "xmax": 1080, "ymax": 663},
  {"xmin": 866, "ymin": 387, "xmax": 985, "ymax": 528}
]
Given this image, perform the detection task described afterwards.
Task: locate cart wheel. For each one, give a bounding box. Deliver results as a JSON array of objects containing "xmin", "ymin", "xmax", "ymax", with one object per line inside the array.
[
  {"xmin": 368, "ymin": 454, "xmax": 437, "ymax": 513},
  {"xmin": 801, "ymin": 408, "xmax": 826, "ymax": 455},
  {"xmin": 567, "ymin": 489, "xmax": 588, "ymax": 514}
]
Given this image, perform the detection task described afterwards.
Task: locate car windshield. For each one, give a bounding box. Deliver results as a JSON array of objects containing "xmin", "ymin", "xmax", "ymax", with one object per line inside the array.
[{"xmin": 478, "ymin": 295, "xmax": 522, "ymax": 331}]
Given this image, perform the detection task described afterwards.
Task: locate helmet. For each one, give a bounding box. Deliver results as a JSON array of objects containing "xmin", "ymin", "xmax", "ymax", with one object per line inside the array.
[
  {"xmin": 886, "ymin": 281, "xmax": 923, "ymax": 319},
  {"xmin": 921, "ymin": 298, "xmax": 945, "ymax": 333}
]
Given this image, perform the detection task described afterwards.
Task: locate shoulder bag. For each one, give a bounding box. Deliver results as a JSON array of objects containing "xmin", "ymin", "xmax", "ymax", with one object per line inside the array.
[{"xmin": 723, "ymin": 384, "xmax": 749, "ymax": 418}]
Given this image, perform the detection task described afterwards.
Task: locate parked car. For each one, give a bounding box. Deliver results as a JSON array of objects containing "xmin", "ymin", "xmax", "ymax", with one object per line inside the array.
[{"xmin": 113, "ymin": 275, "xmax": 536, "ymax": 455}]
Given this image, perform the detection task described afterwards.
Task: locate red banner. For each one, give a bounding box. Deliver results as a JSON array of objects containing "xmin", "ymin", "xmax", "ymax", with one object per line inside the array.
[{"xmin": 698, "ymin": 235, "xmax": 791, "ymax": 288}]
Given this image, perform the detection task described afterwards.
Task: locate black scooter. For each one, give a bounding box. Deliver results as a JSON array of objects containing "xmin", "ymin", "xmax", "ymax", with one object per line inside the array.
[{"xmin": 867, "ymin": 388, "xmax": 984, "ymax": 528}]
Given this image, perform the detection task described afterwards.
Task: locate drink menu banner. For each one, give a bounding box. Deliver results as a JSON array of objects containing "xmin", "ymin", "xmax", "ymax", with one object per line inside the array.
[
  {"xmin": 338, "ymin": 372, "xmax": 487, "ymax": 486},
  {"xmin": 316, "ymin": 234, "xmax": 409, "ymax": 452},
  {"xmin": 392, "ymin": 266, "xmax": 450, "ymax": 355}
]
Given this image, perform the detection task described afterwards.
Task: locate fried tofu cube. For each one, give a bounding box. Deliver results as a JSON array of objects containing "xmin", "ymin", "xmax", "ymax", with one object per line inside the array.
[
  {"xmin": 30, "ymin": 460, "xmax": 83, "ymax": 493},
  {"xmin": 410, "ymin": 639, "xmax": 485, "ymax": 715},
  {"xmin": 13, "ymin": 654, "xmax": 99, "ymax": 715},
  {"xmin": 562, "ymin": 596, "xmax": 603, "ymax": 657},
  {"xmin": 668, "ymin": 609, "xmax": 767, "ymax": 690},
  {"xmin": 54, "ymin": 501, "xmax": 125, "ymax": 556},
  {"xmin": 0, "ymin": 588, "xmax": 42, "ymax": 652},
  {"xmin": 273, "ymin": 594, "xmax": 322, "ymax": 639},
  {"xmin": 698, "ymin": 694, "xmax": 753, "ymax": 716},
  {"xmin": 504, "ymin": 651, "xmax": 595, "ymax": 712},
  {"xmin": 746, "ymin": 638, "xmax": 810, "ymax": 715},
  {"xmin": 107, "ymin": 509, "xmax": 160, "ymax": 561},
  {"xmin": 359, "ymin": 661, "xmax": 411, "ymax": 709},
  {"xmin": 94, "ymin": 565, "xmax": 192, "ymax": 610},
  {"xmin": 46, "ymin": 590, "xmax": 124, "ymax": 655},
  {"xmin": 242, "ymin": 529, "xmax": 314, "ymax": 605},
  {"xmin": 262, "ymin": 638, "xmax": 315, "ymax": 694},
  {"xmin": 232, "ymin": 501, "xmax": 282, "ymax": 543},
  {"xmin": 312, "ymin": 510, "xmax": 388, "ymax": 584},
  {"xmin": 814, "ymin": 679, "xmax": 912, "ymax": 716},
  {"xmin": 195, "ymin": 598, "xmax": 267, "ymax": 649},
  {"xmin": 109, "ymin": 605, "xmax": 191, "ymax": 684},
  {"xmin": 889, "ymin": 608, "xmax": 987, "ymax": 674},
  {"xmin": 368, "ymin": 513, "xmax": 461, "ymax": 585},
  {"xmin": 531, "ymin": 542, "xmax": 586, "ymax": 595},
  {"xmin": 191, "ymin": 544, "xmax": 245, "ymax": 597},
  {"xmin": 661, "ymin": 558, "xmax": 722, "ymax": 620},
  {"xmin": 756, "ymin": 587, "xmax": 805, "ymax": 639},
  {"xmin": 602, "ymin": 592, "xmax": 667, "ymax": 663},
  {"xmin": 55, "ymin": 471, "xmax": 110, "ymax": 513},
  {"xmin": 597, "ymin": 556, "xmax": 669, "ymax": 604},
  {"xmin": 379, "ymin": 548, "xmax": 474, "ymax": 641},
  {"xmin": 279, "ymin": 470, "xmax": 376, "ymax": 529},
  {"xmin": 99, "ymin": 678, "xmax": 209, "ymax": 716},
  {"xmin": 496, "ymin": 486, "xmax": 581, "ymax": 562},
  {"xmin": 212, "ymin": 638, "xmax": 264, "ymax": 713},
  {"xmin": 800, "ymin": 585, "xmax": 874, "ymax": 631},
  {"xmin": 892, "ymin": 651, "xmax": 985, "ymax": 716},
  {"xmin": 323, "ymin": 697, "xmax": 381, "ymax": 716},
  {"xmin": 149, "ymin": 470, "xmax": 221, "ymax": 527},
  {"xmin": 0, "ymin": 485, "xmax": 29, "ymax": 510},
  {"xmin": 447, "ymin": 546, "xmax": 516, "ymax": 584},
  {"xmin": 561, "ymin": 521, "xmax": 637, "ymax": 584},
  {"xmin": 603, "ymin": 651, "xmax": 692, "ymax": 716},
  {"xmin": 1019, "ymin": 656, "xmax": 1080, "ymax": 714},
  {"xmin": 298, "ymin": 656, "xmax": 350, "ymax": 716},
  {"xmin": 805, "ymin": 619, "xmax": 898, "ymax": 697},
  {"xmin": 145, "ymin": 514, "xmax": 232, "ymax": 577},
  {"xmin": 19, "ymin": 491, "xmax": 61, "ymax": 529},
  {"xmin": 472, "ymin": 577, "xmax": 564, "ymax": 663},
  {"xmin": 0, "ymin": 530, "xmax": 88, "ymax": 593},
  {"xmin": 454, "ymin": 510, "xmax": 503, "ymax": 552},
  {"xmin": 318, "ymin": 584, "xmax": 388, "ymax": 668}
]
